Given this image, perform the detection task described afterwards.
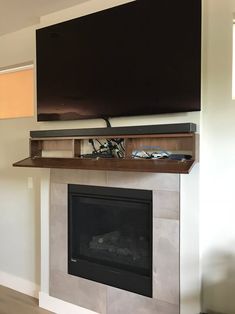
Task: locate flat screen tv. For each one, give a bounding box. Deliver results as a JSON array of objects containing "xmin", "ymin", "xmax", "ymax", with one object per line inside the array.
[{"xmin": 36, "ymin": 0, "xmax": 201, "ymax": 122}]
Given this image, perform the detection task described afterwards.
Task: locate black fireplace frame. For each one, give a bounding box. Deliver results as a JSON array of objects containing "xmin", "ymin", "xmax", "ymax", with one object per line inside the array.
[{"xmin": 68, "ymin": 184, "xmax": 153, "ymax": 297}]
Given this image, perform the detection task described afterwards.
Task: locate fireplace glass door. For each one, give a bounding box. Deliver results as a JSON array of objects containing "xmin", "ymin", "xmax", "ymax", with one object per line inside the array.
[{"xmin": 68, "ymin": 184, "xmax": 152, "ymax": 297}]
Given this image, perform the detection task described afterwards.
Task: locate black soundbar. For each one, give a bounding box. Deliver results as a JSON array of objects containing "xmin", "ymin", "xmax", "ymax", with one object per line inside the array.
[{"xmin": 30, "ymin": 123, "xmax": 196, "ymax": 138}]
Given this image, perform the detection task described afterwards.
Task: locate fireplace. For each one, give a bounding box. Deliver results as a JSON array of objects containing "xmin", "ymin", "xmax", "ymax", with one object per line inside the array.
[
  {"xmin": 49, "ymin": 171, "xmax": 180, "ymax": 314},
  {"xmin": 68, "ymin": 184, "xmax": 153, "ymax": 297}
]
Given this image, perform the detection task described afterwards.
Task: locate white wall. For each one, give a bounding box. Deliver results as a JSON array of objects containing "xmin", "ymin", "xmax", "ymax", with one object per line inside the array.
[
  {"xmin": 0, "ymin": 26, "xmax": 41, "ymax": 295},
  {"xmin": 200, "ymin": 1, "xmax": 235, "ymax": 313},
  {"xmin": 0, "ymin": 118, "xmax": 41, "ymax": 296},
  {"xmin": 0, "ymin": 26, "xmax": 35, "ymax": 67},
  {"xmin": 0, "ymin": 0, "xmax": 200, "ymax": 312}
]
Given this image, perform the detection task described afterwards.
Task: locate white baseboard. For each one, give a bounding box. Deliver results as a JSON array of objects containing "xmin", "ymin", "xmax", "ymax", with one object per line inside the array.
[
  {"xmin": 39, "ymin": 292, "xmax": 99, "ymax": 314},
  {"xmin": 0, "ymin": 271, "xmax": 39, "ymax": 298}
]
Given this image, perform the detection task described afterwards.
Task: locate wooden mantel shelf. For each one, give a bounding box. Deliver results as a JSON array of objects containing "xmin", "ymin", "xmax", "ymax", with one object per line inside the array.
[
  {"xmin": 13, "ymin": 157, "xmax": 195, "ymax": 174},
  {"xmin": 13, "ymin": 123, "xmax": 198, "ymax": 174}
]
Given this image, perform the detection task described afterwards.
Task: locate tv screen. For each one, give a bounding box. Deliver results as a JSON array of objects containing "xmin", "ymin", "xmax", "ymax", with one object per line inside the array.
[{"xmin": 36, "ymin": 0, "xmax": 201, "ymax": 121}]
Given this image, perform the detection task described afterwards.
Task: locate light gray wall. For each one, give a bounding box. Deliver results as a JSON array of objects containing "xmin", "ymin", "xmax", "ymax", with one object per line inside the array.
[
  {"xmin": 0, "ymin": 26, "xmax": 41, "ymax": 288},
  {"xmin": 0, "ymin": 118, "xmax": 41, "ymax": 284},
  {"xmin": 200, "ymin": 1, "xmax": 235, "ymax": 313}
]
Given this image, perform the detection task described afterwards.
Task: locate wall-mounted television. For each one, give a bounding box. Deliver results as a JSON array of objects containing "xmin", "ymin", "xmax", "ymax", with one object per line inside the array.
[{"xmin": 36, "ymin": 0, "xmax": 201, "ymax": 122}]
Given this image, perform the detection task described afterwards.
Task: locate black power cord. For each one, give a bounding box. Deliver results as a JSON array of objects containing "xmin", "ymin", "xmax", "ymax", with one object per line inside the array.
[
  {"xmin": 102, "ymin": 117, "xmax": 111, "ymax": 128},
  {"xmin": 81, "ymin": 138, "xmax": 125, "ymax": 159}
]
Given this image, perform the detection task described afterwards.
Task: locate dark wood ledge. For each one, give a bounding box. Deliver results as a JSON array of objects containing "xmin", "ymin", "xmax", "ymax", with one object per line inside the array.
[
  {"xmin": 13, "ymin": 123, "xmax": 198, "ymax": 174},
  {"xmin": 13, "ymin": 157, "xmax": 195, "ymax": 174}
]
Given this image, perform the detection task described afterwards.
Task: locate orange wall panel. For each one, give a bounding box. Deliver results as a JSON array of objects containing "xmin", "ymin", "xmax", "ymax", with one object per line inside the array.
[{"xmin": 0, "ymin": 68, "xmax": 34, "ymax": 119}]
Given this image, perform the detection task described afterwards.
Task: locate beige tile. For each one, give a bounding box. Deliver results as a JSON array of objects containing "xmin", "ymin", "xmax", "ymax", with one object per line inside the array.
[
  {"xmin": 51, "ymin": 169, "xmax": 107, "ymax": 186},
  {"xmin": 75, "ymin": 275, "xmax": 107, "ymax": 314},
  {"xmin": 50, "ymin": 218, "xmax": 67, "ymax": 273},
  {"xmin": 50, "ymin": 183, "xmax": 67, "ymax": 208},
  {"xmin": 50, "ymin": 183, "xmax": 67, "ymax": 272},
  {"xmin": 51, "ymin": 169, "xmax": 180, "ymax": 192},
  {"xmin": 107, "ymin": 171, "xmax": 180, "ymax": 191},
  {"xmin": 107, "ymin": 286, "xmax": 179, "ymax": 314},
  {"xmin": 50, "ymin": 270, "xmax": 107, "ymax": 314},
  {"xmin": 153, "ymin": 190, "xmax": 180, "ymax": 220},
  {"xmin": 153, "ymin": 218, "xmax": 179, "ymax": 305},
  {"xmin": 50, "ymin": 226, "xmax": 67, "ymax": 273},
  {"xmin": 50, "ymin": 270, "xmax": 78, "ymax": 305}
]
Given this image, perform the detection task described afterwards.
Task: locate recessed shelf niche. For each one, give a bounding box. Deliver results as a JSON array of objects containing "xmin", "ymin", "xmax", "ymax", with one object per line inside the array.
[{"xmin": 13, "ymin": 123, "xmax": 198, "ymax": 174}]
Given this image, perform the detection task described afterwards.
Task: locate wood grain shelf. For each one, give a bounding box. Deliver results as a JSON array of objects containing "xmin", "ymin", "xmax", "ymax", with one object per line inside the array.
[
  {"xmin": 13, "ymin": 124, "xmax": 198, "ymax": 174},
  {"xmin": 13, "ymin": 157, "xmax": 195, "ymax": 173}
]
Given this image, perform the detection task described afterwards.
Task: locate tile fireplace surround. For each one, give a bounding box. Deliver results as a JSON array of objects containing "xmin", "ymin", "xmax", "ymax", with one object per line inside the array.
[{"xmin": 47, "ymin": 169, "xmax": 180, "ymax": 314}]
